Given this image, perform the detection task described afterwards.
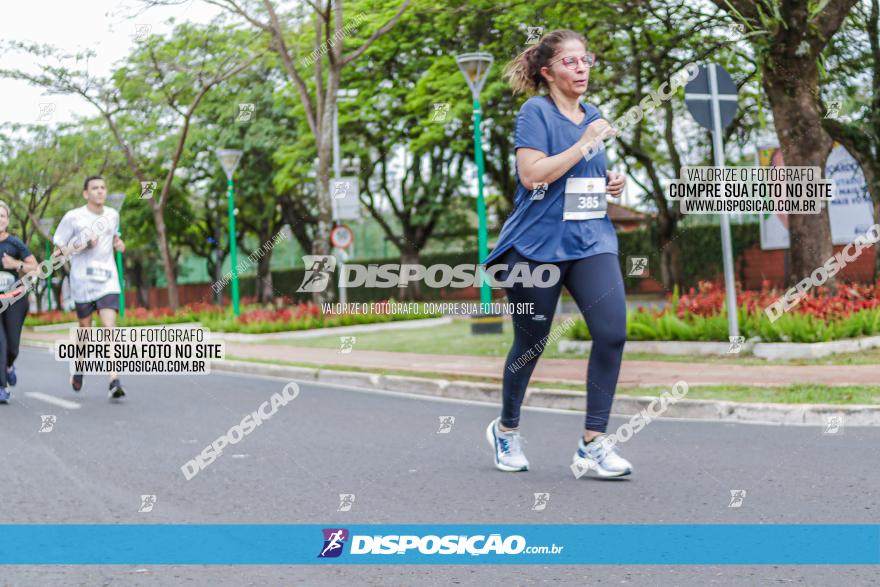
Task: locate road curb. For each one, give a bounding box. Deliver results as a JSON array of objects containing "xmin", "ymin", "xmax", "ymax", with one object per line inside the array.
[
  {"xmin": 210, "ymin": 359, "xmax": 880, "ymax": 426},
  {"xmin": 20, "ymin": 340, "xmax": 880, "ymax": 425},
  {"xmin": 559, "ymin": 334, "xmax": 880, "ymax": 359}
]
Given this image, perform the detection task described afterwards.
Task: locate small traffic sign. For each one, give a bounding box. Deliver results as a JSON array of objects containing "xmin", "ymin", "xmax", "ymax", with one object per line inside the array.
[
  {"xmin": 685, "ymin": 64, "xmax": 738, "ymax": 131},
  {"xmin": 330, "ymin": 224, "xmax": 354, "ymax": 250}
]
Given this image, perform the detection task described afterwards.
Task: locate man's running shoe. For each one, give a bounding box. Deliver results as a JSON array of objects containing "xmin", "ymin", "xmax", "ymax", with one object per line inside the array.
[
  {"xmin": 108, "ymin": 379, "xmax": 126, "ymax": 400},
  {"xmin": 573, "ymin": 435, "xmax": 632, "ymax": 478},
  {"xmin": 0, "ymin": 386, "xmax": 8, "ymax": 403},
  {"xmin": 485, "ymin": 417, "xmax": 529, "ymax": 472},
  {"xmin": 6, "ymin": 366, "xmax": 16, "ymax": 387},
  {"xmin": 71, "ymin": 373, "xmax": 84, "ymax": 392}
]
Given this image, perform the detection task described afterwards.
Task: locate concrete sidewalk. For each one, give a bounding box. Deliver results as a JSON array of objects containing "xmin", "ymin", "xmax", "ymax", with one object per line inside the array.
[{"xmin": 24, "ymin": 330, "xmax": 880, "ymax": 387}]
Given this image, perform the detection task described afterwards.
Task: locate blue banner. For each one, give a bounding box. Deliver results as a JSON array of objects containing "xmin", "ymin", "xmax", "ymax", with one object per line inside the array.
[{"xmin": 0, "ymin": 525, "xmax": 877, "ymax": 564}]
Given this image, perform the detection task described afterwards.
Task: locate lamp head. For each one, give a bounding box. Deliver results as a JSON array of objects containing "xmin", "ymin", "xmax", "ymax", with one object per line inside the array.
[{"xmin": 455, "ymin": 52, "xmax": 494, "ymax": 99}]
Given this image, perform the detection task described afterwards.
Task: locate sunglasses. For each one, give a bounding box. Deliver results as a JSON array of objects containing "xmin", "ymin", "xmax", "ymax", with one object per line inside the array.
[{"xmin": 547, "ymin": 52, "xmax": 598, "ymax": 70}]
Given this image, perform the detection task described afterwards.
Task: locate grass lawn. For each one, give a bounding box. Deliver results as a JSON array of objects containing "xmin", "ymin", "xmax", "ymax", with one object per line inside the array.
[
  {"xmin": 226, "ymin": 355, "xmax": 880, "ymax": 405},
  {"xmin": 259, "ymin": 318, "xmax": 880, "ymax": 366}
]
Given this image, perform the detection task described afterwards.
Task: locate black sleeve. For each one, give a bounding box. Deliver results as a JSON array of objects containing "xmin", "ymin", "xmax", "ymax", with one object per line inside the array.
[{"xmin": 14, "ymin": 237, "xmax": 31, "ymax": 260}]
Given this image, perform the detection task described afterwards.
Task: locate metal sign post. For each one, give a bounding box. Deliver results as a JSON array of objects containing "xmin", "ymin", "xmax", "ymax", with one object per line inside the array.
[{"xmin": 685, "ymin": 64, "xmax": 740, "ymax": 338}]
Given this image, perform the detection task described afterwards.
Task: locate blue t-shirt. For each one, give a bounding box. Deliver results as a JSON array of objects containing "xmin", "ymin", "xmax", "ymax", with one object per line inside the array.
[{"xmin": 483, "ymin": 95, "xmax": 618, "ymax": 266}]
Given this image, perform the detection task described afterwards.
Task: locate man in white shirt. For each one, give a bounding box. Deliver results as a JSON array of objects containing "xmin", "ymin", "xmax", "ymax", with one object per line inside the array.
[{"xmin": 53, "ymin": 176, "xmax": 127, "ymax": 399}]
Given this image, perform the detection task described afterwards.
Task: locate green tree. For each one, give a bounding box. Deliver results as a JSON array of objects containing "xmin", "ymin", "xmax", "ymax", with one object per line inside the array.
[
  {"xmin": 1, "ymin": 22, "xmax": 261, "ymax": 309},
  {"xmin": 187, "ymin": 60, "xmax": 296, "ymax": 303},
  {"xmin": 153, "ymin": 0, "xmax": 412, "ymax": 305},
  {"xmin": 714, "ymin": 0, "xmax": 859, "ymax": 287}
]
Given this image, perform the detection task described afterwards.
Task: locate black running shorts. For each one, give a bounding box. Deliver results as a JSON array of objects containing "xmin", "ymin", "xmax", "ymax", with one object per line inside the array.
[{"xmin": 75, "ymin": 292, "xmax": 120, "ymax": 319}]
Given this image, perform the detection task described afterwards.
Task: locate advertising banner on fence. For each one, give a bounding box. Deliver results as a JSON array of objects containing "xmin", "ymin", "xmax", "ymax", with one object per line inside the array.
[{"xmin": 825, "ymin": 143, "xmax": 874, "ymax": 245}]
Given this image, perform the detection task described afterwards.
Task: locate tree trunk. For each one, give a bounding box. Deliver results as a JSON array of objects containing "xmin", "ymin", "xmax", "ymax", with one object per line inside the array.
[
  {"xmin": 659, "ymin": 238, "xmax": 682, "ymax": 291},
  {"xmin": 311, "ymin": 70, "xmax": 338, "ymax": 307},
  {"xmin": 256, "ymin": 247, "xmax": 274, "ymax": 304},
  {"xmin": 46, "ymin": 282, "xmax": 56, "ymax": 312},
  {"xmin": 211, "ymin": 256, "xmax": 224, "ymax": 305},
  {"xmin": 656, "ymin": 213, "xmax": 682, "ymax": 290},
  {"xmin": 151, "ymin": 206, "xmax": 179, "ymax": 310},
  {"xmin": 129, "ymin": 258, "xmax": 150, "ymax": 309},
  {"xmin": 763, "ymin": 62, "xmax": 835, "ymax": 288},
  {"xmin": 397, "ymin": 247, "xmax": 422, "ymax": 301}
]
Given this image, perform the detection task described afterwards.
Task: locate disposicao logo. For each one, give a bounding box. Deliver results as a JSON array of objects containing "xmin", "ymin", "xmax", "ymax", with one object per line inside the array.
[{"xmin": 318, "ymin": 528, "xmax": 349, "ymax": 558}]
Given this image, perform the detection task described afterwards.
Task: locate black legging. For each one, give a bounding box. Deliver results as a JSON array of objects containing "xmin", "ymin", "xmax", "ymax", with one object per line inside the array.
[
  {"xmin": 0, "ymin": 295, "xmax": 28, "ymax": 387},
  {"xmin": 492, "ymin": 247, "xmax": 627, "ymax": 432}
]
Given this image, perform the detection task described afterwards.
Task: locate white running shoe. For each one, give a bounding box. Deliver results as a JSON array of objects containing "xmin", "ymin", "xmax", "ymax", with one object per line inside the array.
[
  {"xmin": 572, "ymin": 434, "xmax": 632, "ymax": 478},
  {"xmin": 486, "ymin": 417, "xmax": 529, "ymax": 472}
]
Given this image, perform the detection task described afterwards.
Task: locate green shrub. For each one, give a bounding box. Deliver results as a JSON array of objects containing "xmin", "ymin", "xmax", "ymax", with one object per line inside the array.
[{"xmin": 568, "ymin": 306, "xmax": 880, "ymax": 343}]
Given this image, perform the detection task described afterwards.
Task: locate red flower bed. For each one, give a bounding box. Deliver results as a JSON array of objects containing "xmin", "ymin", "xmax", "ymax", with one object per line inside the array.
[
  {"xmin": 125, "ymin": 306, "xmax": 176, "ymax": 319},
  {"xmin": 121, "ymin": 302, "xmax": 225, "ymax": 318},
  {"xmin": 182, "ymin": 302, "xmax": 225, "ymax": 314},
  {"xmin": 29, "ymin": 309, "xmax": 73, "ymax": 320},
  {"xmin": 239, "ymin": 302, "xmax": 322, "ymax": 324},
  {"xmin": 675, "ymin": 280, "xmax": 880, "ymax": 320},
  {"xmin": 25, "ymin": 309, "xmax": 77, "ymax": 325}
]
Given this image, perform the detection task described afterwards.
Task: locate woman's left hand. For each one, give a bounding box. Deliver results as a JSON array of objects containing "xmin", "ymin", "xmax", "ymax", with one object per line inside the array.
[
  {"xmin": 1, "ymin": 253, "xmax": 19, "ymax": 270},
  {"xmin": 607, "ymin": 171, "xmax": 626, "ymax": 197}
]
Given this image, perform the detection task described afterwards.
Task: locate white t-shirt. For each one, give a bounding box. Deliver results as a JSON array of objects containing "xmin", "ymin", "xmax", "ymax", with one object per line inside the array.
[{"xmin": 53, "ymin": 205, "xmax": 121, "ymax": 303}]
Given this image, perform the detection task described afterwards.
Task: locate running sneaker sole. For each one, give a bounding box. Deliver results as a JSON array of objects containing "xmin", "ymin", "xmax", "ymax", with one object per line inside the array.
[
  {"xmin": 486, "ymin": 419, "xmax": 528, "ymax": 472},
  {"xmin": 572, "ymin": 452, "xmax": 632, "ymax": 478},
  {"xmin": 109, "ymin": 385, "xmax": 126, "ymax": 400},
  {"xmin": 71, "ymin": 375, "xmax": 83, "ymax": 392}
]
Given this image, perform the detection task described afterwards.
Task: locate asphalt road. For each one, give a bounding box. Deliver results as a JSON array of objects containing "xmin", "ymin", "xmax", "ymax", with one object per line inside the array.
[{"xmin": 1, "ymin": 346, "xmax": 878, "ymax": 586}]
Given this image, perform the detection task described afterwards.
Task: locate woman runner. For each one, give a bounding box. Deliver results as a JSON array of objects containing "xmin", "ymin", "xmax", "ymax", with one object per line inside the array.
[
  {"xmin": 0, "ymin": 202, "xmax": 39, "ymax": 403},
  {"xmin": 483, "ymin": 29, "xmax": 632, "ymax": 477}
]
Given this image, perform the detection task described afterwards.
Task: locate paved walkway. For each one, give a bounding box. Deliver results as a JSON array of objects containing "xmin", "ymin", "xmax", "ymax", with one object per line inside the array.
[{"xmin": 24, "ymin": 330, "xmax": 880, "ymax": 387}]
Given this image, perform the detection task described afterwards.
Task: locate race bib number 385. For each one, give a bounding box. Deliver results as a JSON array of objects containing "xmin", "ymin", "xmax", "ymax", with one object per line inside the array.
[{"xmin": 563, "ymin": 177, "xmax": 607, "ymax": 221}]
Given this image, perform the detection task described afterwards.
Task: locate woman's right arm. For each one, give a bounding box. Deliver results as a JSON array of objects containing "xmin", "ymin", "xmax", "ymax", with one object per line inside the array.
[{"xmin": 517, "ymin": 119, "xmax": 616, "ymax": 190}]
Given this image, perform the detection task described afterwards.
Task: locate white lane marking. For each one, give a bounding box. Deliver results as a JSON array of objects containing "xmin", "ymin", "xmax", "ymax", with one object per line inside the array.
[{"xmin": 25, "ymin": 392, "xmax": 81, "ymax": 410}]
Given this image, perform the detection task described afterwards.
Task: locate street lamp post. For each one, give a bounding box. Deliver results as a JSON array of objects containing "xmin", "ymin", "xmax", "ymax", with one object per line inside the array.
[
  {"xmin": 216, "ymin": 149, "xmax": 243, "ymax": 317},
  {"xmin": 107, "ymin": 192, "xmax": 126, "ymax": 317},
  {"xmin": 456, "ymin": 52, "xmax": 494, "ymax": 308},
  {"xmin": 38, "ymin": 217, "xmax": 54, "ymax": 312}
]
